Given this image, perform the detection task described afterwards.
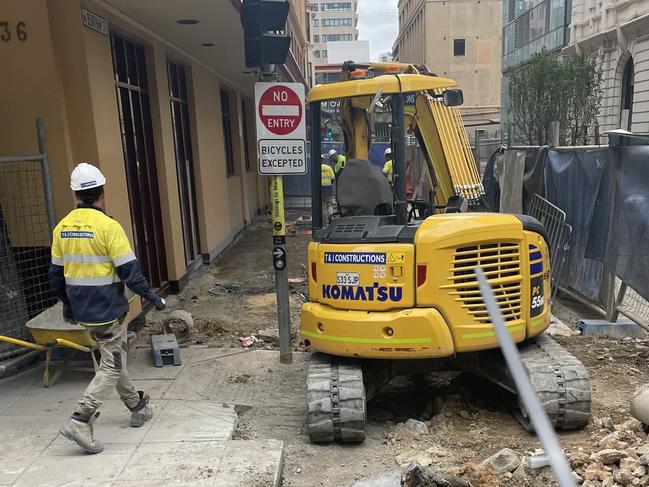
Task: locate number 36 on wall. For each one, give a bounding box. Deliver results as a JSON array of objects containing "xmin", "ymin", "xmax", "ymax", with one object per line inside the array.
[{"xmin": 0, "ymin": 21, "xmax": 28, "ymax": 42}]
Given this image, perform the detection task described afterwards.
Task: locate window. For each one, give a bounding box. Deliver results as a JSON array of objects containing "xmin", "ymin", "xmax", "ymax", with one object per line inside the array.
[
  {"xmin": 321, "ymin": 2, "xmax": 352, "ymax": 11},
  {"xmin": 621, "ymin": 57, "xmax": 635, "ymax": 131},
  {"xmin": 314, "ymin": 50, "xmax": 321, "ymax": 58},
  {"xmin": 313, "ymin": 18, "xmax": 319, "ymax": 27},
  {"xmin": 220, "ymin": 90, "xmax": 235, "ymax": 176},
  {"xmin": 322, "ymin": 49, "xmax": 327, "ymax": 58},
  {"xmin": 314, "ymin": 34, "xmax": 319, "ymax": 42},
  {"xmin": 321, "ymin": 18, "xmax": 353, "ymax": 27},
  {"xmin": 323, "ymin": 34, "xmax": 353, "ymax": 41},
  {"xmin": 241, "ymin": 98, "xmax": 251, "ymax": 171},
  {"xmin": 454, "ymin": 38, "xmax": 465, "ymax": 56}
]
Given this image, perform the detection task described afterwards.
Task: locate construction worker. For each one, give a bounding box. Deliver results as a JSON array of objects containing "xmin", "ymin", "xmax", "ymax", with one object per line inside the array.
[
  {"xmin": 328, "ymin": 149, "xmax": 346, "ymax": 176},
  {"xmin": 383, "ymin": 147, "xmax": 393, "ymax": 184},
  {"xmin": 321, "ymin": 160, "xmax": 336, "ymax": 221},
  {"xmin": 49, "ymin": 162, "xmax": 166, "ymax": 454}
]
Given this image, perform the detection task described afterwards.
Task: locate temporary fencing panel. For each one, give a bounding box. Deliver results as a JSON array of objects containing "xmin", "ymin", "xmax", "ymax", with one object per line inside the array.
[{"xmin": 0, "ymin": 119, "xmax": 56, "ymax": 358}]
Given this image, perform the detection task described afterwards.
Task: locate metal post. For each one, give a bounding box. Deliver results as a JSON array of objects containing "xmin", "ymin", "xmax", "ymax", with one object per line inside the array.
[
  {"xmin": 270, "ymin": 176, "xmax": 292, "ymax": 364},
  {"xmin": 594, "ymin": 124, "xmax": 600, "ymax": 145},
  {"xmin": 549, "ymin": 121, "xmax": 560, "ymax": 147},
  {"xmin": 37, "ymin": 118, "xmax": 56, "ymax": 232},
  {"xmin": 392, "ymin": 93, "xmax": 407, "ymax": 225},
  {"xmin": 311, "ymin": 102, "xmax": 323, "ymax": 231},
  {"xmin": 474, "ymin": 129, "xmax": 482, "ymax": 175}
]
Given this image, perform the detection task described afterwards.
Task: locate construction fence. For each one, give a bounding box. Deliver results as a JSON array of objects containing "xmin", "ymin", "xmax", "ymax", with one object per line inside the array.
[
  {"xmin": 483, "ymin": 138, "xmax": 649, "ymax": 330},
  {"xmin": 0, "ymin": 119, "xmax": 57, "ymax": 359}
]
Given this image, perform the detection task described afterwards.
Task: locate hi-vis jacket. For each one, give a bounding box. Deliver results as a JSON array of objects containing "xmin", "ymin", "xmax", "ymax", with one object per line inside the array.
[{"xmin": 49, "ymin": 204, "xmax": 159, "ymax": 326}]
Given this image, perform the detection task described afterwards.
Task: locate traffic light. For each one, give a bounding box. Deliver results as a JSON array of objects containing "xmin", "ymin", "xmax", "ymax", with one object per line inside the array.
[{"xmin": 240, "ymin": 0, "xmax": 291, "ymax": 68}]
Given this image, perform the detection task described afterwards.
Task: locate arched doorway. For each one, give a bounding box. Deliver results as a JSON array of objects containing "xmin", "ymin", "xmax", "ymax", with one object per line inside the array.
[{"xmin": 620, "ymin": 57, "xmax": 635, "ymax": 131}]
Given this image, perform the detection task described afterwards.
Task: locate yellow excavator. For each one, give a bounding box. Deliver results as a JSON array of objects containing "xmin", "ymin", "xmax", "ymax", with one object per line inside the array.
[{"xmin": 301, "ymin": 62, "xmax": 591, "ymax": 443}]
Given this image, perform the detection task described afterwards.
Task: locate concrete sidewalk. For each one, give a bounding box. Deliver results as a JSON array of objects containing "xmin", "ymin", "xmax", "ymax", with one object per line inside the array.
[{"xmin": 0, "ymin": 348, "xmax": 284, "ymax": 486}]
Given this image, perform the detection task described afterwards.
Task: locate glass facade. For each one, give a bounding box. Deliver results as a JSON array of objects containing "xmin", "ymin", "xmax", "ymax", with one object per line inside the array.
[
  {"xmin": 502, "ymin": 0, "xmax": 570, "ymax": 70},
  {"xmin": 501, "ymin": 0, "xmax": 571, "ymax": 140}
]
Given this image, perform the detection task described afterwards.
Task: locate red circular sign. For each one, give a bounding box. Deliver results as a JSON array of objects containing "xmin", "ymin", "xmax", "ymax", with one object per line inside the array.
[{"xmin": 258, "ymin": 85, "xmax": 302, "ymax": 136}]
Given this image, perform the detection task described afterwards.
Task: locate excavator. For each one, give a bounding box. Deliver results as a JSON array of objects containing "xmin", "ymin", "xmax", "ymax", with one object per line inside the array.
[{"xmin": 301, "ymin": 62, "xmax": 591, "ymax": 443}]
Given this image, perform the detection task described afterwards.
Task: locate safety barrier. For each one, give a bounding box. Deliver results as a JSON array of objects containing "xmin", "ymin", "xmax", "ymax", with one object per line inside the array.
[{"xmin": 0, "ymin": 119, "xmax": 57, "ymax": 359}]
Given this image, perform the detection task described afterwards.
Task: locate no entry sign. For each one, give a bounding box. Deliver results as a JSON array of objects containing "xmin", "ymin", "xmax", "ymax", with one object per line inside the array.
[{"xmin": 255, "ymin": 82, "xmax": 306, "ymax": 175}]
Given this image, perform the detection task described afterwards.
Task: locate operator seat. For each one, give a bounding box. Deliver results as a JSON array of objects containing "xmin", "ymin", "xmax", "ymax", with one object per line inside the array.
[{"xmin": 336, "ymin": 159, "xmax": 393, "ymax": 217}]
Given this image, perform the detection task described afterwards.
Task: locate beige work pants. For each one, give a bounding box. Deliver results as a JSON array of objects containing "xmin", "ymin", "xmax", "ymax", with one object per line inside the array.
[{"xmin": 77, "ymin": 319, "xmax": 139, "ymax": 414}]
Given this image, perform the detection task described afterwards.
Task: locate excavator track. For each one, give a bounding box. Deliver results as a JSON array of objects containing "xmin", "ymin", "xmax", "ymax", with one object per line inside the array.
[
  {"xmin": 478, "ymin": 334, "xmax": 591, "ymax": 432},
  {"xmin": 306, "ymin": 353, "xmax": 367, "ymax": 443}
]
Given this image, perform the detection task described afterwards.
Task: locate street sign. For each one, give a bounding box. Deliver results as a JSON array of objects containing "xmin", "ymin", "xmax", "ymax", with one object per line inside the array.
[
  {"xmin": 272, "ymin": 246, "xmax": 287, "ymax": 270},
  {"xmin": 255, "ymin": 82, "xmax": 306, "ymax": 175}
]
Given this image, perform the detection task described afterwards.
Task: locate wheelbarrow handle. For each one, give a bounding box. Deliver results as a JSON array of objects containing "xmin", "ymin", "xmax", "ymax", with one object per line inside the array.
[
  {"xmin": 44, "ymin": 338, "xmax": 92, "ymax": 353},
  {"xmin": 0, "ymin": 335, "xmax": 48, "ymax": 351}
]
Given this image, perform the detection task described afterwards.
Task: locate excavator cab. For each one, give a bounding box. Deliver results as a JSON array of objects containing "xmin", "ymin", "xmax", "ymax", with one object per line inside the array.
[
  {"xmin": 310, "ymin": 62, "xmax": 483, "ymax": 230},
  {"xmin": 302, "ymin": 62, "xmax": 591, "ymax": 444}
]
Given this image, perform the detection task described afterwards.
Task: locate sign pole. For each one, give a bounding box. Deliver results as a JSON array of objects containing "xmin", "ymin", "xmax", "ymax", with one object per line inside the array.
[
  {"xmin": 270, "ymin": 175, "xmax": 292, "ymax": 364},
  {"xmin": 255, "ymin": 78, "xmax": 305, "ymax": 366}
]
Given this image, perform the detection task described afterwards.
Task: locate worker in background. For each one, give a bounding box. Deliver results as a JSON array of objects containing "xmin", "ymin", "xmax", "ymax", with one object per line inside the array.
[
  {"xmin": 49, "ymin": 162, "xmax": 166, "ymax": 454},
  {"xmin": 321, "ymin": 159, "xmax": 336, "ymax": 222},
  {"xmin": 328, "ymin": 149, "xmax": 346, "ymax": 176},
  {"xmin": 383, "ymin": 147, "xmax": 394, "ymax": 185}
]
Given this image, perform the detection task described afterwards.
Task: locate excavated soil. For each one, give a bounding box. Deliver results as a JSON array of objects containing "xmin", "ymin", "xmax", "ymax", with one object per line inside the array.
[{"xmin": 142, "ymin": 219, "xmax": 649, "ymax": 487}]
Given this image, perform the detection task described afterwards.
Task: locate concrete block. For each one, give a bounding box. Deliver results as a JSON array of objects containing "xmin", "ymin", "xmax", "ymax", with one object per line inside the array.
[{"xmin": 578, "ymin": 319, "xmax": 648, "ymax": 338}]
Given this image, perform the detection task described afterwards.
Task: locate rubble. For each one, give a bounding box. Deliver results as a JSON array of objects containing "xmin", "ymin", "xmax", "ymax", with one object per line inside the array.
[
  {"xmin": 162, "ymin": 309, "xmax": 194, "ymax": 336},
  {"xmin": 396, "ymin": 451, "xmax": 432, "ymax": 467},
  {"xmin": 480, "ymin": 448, "xmax": 521, "ymax": 474},
  {"xmin": 257, "ymin": 328, "xmax": 279, "ymax": 343},
  {"xmin": 401, "ymin": 461, "xmax": 472, "ymax": 487},
  {"xmin": 405, "ymin": 419, "xmax": 429, "ymax": 435},
  {"xmin": 568, "ymin": 418, "xmax": 649, "ymax": 487}
]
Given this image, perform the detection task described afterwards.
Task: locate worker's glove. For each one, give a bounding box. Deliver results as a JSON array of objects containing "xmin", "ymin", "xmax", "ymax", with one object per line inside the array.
[
  {"xmin": 62, "ymin": 303, "xmax": 74, "ymax": 323},
  {"xmin": 153, "ymin": 297, "xmax": 166, "ymax": 311}
]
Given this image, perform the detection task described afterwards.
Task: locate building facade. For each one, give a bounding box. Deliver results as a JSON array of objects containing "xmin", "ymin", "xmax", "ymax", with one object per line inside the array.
[
  {"xmin": 310, "ymin": 1, "xmax": 359, "ymax": 65},
  {"xmin": 567, "ymin": 0, "xmax": 649, "ymax": 134},
  {"xmin": 500, "ymin": 0, "xmax": 572, "ymax": 140},
  {"xmin": 394, "ymin": 0, "xmax": 503, "ymax": 131},
  {"xmin": 1, "ymin": 0, "xmax": 309, "ymax": 324}
]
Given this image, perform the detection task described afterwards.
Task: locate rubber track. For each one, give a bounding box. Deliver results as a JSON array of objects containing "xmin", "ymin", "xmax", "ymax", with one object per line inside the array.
[
  {"xmin": 516, "ymin": 334, "xmax": 591, "ymax": 431},
  {"xmin": 306, "ymin": 353, "xmax": 367, "ymax": 443}
]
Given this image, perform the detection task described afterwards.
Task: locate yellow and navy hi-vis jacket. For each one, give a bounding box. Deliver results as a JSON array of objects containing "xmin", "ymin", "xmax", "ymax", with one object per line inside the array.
[{"xmin": 48, "ymin": 204, "xmax": 159, "ymax": 326}]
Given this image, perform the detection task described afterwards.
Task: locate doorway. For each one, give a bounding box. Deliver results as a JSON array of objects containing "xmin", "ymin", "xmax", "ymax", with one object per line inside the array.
[{"xmin": 110, "ymin": 32, "xmax": 168, "ymax": 288}]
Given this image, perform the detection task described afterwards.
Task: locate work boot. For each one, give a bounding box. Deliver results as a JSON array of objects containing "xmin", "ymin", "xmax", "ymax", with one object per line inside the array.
[
  {"xmin": 127, "ymin": 391, "xmax": 153, "ymax": 427},
  {"xmin": 59, "ymin": 411, "xmax": 104, "ymax": 454}
]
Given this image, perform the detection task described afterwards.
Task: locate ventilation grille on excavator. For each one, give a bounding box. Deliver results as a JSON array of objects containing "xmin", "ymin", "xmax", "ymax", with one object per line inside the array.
[{"xmin": 442, "ymin": 242, "xmax": 523, "ymax": 324}]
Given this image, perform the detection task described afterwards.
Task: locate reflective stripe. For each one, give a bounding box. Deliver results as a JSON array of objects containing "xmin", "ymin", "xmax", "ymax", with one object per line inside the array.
[
  {"xmin": 63, "ymin": 254, "xmax": 112, "ymax": 264},
  {"xmin": 51, "ymin": 256, "xmax": 64, "ymax": 266},
  {"xmin": 301, "ymin": 330, "xmax": 431, "ymax": 344},
  {"xmin": 65, "ymin": 275, "xmax": 121, "ymax": 286},
  {"xmin": 113, "ymin": 251, "xmax": 136, "ymax": 267}
]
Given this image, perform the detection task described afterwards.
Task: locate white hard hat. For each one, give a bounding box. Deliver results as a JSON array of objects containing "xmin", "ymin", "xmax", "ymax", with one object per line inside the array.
[
  {"xmin": 384, "ymin": 148, "xmax": 392, "ymax": 156},
  {"xmin": 70, "ymin": 162, "xmax": 106, "ymax": 191},
  {"xmin": 327, "ymin": 149, "xmax": 338, "ymax": 157}
]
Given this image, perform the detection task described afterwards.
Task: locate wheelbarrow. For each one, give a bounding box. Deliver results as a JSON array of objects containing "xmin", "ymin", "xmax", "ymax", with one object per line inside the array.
[{"xmin": 0, "ymin": 303, "xmax": 99, "ymax": 387}]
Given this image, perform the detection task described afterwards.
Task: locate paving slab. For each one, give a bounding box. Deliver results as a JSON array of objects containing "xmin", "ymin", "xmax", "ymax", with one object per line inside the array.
[
  {"xmin": 0, "ymin": 367, "xmax": 41, "ymax": 414},
  {"xmin": 142, "ymin": 400, "xmax": 237, "ymax": 443},
  {"xmin": 202, "ymin": 350, "xmax": 309, "ymax": 408},
  {"xmin": 13, "ymin": 443, "xmax": 132, "ymax": 487},
  {"xmin": 118, "ymin": 439, "xmax": 284, "ymax": 486},
  {"xmin": 0, "ymin": 435, "xmax": 52, "ymax": 485}
]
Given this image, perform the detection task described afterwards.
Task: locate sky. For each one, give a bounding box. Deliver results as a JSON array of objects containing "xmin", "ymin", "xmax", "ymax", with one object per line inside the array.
[{"xmin": 357, "ymin": 0, "xmax": 399, "ymax": 61}]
